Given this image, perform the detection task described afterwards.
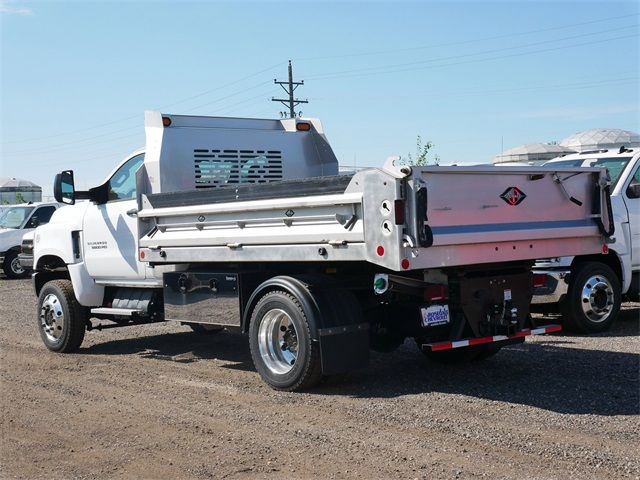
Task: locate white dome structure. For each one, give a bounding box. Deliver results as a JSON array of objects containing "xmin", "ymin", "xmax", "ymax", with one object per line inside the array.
[
  {"xmin": 493, "ymin": 143, "xmax": 575, "ymax": 165},
  {"xmin": 560, "ymin": 128, "xmax": 640, "ymax": 153},
  {"xmin": 0, "ymin": 177, "xmax": 42, "ymax": 204}
]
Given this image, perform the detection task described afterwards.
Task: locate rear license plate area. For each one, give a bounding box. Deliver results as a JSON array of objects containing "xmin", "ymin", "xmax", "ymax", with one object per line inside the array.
[{"xmin": 420, "ymin": 304, "xmax": 450, "ymax": 327}]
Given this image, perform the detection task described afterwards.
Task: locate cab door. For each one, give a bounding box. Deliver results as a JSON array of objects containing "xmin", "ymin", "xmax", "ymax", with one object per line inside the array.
[
  {"xmin": 623, "ymin": 160, "xmax": 640, "ymax": 268},
  {"xmin": 83, "ymin": 154, "xmax": 146, "ymax": 282}
]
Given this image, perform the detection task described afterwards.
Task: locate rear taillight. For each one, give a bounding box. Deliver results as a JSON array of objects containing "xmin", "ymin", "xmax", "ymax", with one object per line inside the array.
[
  {"xmin": 533, "ymin": 274, "xmax": 547, "ymax": 289},
  {"xmin": 424, "ymin": 285, "xmax": 447, "ymax": 302}
]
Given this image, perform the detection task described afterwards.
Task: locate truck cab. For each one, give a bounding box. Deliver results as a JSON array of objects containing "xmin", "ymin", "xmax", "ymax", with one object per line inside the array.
[
  {"xmin": 532, "ymin": 147, "xmax": 640, "ymax": 332},
  {"xmin": 0, "ymin": 201, "xmax": 60, "ymax": 278}
]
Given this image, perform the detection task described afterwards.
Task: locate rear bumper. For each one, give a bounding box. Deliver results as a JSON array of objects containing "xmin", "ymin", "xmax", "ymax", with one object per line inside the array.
[
  {"xmin": 422, "ymin": 324, "xmax": 562, "ymax": 352},
  {"xmin": 531, "ymin": 269, "xmax": 570, "ymax": 304}
]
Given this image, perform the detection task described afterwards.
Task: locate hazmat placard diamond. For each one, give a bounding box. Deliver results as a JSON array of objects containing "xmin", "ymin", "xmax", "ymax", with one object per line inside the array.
[{"xmin": 500, "ymin": 187, "xmax": 526, "ymax": 206}]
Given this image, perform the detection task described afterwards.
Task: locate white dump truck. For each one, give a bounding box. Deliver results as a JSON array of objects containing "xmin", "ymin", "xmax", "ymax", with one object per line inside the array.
[
  {"xmin": 33, "ymin": 112, "xmax": 613, "ymax": 390},
  {"xmin": 532, "ymin": 147, "xmax": 639, "ymax": 332}
]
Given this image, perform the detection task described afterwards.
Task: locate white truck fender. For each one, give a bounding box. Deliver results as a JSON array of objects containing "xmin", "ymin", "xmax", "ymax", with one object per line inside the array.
[{"xmin": 68, "ymin": 262, "xmax": 105, "ymax": 306}]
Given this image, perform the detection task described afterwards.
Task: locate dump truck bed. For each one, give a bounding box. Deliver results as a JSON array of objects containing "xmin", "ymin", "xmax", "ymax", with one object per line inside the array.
[{"xmin": 137, "ymin": 164, "xmax": 611, "ymax": 271}]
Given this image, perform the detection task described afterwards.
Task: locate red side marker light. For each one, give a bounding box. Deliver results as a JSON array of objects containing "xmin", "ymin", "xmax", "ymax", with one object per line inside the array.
[
  {"xmin": 296, "ymin": 122, "xmax": 311, "ymax": 131},
  {"xmin": 162, "ymin": 116, "xmax": 172, "ymax": 127},
  {"xmin": 376, "ymin": 246, "xmax": 385, "ymax": 256},
  {"xmin": 602, "ymin": 244, "xmax": 609, "ymax": 254},
  {"xmin": 139, "ymin": 250, "xmax": 145, "ymax": 260},
  {"xmin": 401, "ymin": 258, "xmax": 410, "ymax": 270}
]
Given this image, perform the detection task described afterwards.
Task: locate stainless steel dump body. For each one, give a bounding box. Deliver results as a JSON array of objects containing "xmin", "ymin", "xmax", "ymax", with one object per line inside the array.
[{"xmin": 138, "ymin": 164, "xmax": 611, "ymax": 271}]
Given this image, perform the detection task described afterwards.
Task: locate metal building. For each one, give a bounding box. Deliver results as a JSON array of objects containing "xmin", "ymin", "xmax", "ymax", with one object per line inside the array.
[
  {"xmin": 559, "ymin": 128, "xmax": 640, "ymax": 153},
  {"xmin": 0, "ymin": 177, "xmax": 42, "ymax": 204},
  {"xmin": 493, "ymin": 143, "xmax": 576, "ymax": 165}
]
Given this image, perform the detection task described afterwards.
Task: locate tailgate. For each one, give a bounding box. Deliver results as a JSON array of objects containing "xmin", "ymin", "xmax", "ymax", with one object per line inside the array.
[{"xmin": 400, "ymin": 166, "xmax": 611, "ymax": 270}]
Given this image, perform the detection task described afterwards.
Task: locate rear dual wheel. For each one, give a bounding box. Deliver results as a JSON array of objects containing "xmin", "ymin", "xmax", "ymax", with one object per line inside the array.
[{"xmin": 249, "ymin": 291, "xmax": 322, "ymax": 392}]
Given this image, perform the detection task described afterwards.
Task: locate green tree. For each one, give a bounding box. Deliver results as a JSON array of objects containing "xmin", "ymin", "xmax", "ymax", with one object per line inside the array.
[
  {"xmin": 14, "ymin": 192, "xmax": 26, "ymax": 204},
  {"xmin": 405, "ymin": 135, "xmax": 440, "ymax": 166}
]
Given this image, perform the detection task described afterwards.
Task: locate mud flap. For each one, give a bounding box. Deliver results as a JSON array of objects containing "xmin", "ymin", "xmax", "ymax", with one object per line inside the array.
[{"xmin": 318, "ymin": 323, "xmax": 370, "ymax": 375}]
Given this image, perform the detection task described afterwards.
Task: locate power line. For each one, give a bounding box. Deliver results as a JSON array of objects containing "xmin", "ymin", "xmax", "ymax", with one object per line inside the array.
[
  {"xmin": 305, "ymin": 25, "xmax": 638, "ymax": 81},
  {"xmin": 317, "ymin": 75, "xmax": 639, "ymax": 102},
  {"xmin": 184, "ymin": 81, "xmax": 272, "ymax": 113},
  {"xmin": 1, "ymin": 62, "xmax": 285, "ymax": 145},
  {"xmin": 272, "ymin": 60, "xmax": 308, "ymax": 118},
  {"xmin": 4, "ymin": 80, "xmax": 275, "ymax": 156},
  {"xmin": 214, "ymin": 90, "xmax": 279, "ymax": 116},
  {"xmin": 295, "ymin": 13, "xmax": 639, "ymax": 62},
  {"xmin": 307, "ymin": 33, "xmax": 638, "ymax": 82}
]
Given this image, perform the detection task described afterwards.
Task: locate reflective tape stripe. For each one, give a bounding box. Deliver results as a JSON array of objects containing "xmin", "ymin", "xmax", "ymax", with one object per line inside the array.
[{"xmin": 425, "ymin": 324, "xmax": 561, "ymax": 352}]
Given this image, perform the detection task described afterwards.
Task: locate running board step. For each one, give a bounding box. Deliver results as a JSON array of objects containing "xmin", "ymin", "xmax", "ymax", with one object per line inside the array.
[
  {"xmin": 422, "ymin": 324, "xmax": 562, "ymax": 352},
  {"xmin": 90, "ymin": 307, "xmax": 143, "ymax": 316}
]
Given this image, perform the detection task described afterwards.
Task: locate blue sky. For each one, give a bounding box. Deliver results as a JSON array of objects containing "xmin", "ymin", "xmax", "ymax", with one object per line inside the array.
[{"xmin": 1, "ymin": 0, "xmax": 638, "ymax": 195}]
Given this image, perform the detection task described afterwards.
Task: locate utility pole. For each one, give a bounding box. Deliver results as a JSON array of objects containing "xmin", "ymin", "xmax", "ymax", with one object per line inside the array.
[{"xmin": 272, "ymin": 60, "xmax": 308, "ymax": 118}]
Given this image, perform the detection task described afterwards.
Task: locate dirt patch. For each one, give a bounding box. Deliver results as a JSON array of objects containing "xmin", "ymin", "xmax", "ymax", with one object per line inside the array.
[{"xmin": 1, "ymin": 278, "xmax": 638, "ymax": 479}]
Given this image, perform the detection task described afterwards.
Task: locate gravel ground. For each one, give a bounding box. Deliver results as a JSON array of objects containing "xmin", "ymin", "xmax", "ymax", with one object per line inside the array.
[{"xmin": 0, "ymin": 277, "xmax": 638, "ymax": 479}]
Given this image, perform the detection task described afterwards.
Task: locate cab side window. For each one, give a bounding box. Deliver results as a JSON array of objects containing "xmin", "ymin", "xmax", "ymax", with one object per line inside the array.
[
  {"xmin": 108, "ymin": 154, "xmax": 145, "ymax": 201},
  {"xmin": 26, "ymin": 206, "xmax": 56, "ymax": 227},
  {"xmin": 626, "ymin": 166, "xmax": 640, "ymax": 199}
]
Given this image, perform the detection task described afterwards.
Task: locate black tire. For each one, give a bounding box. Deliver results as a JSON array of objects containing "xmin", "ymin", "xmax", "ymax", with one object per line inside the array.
[
  {"xmin": 562, "ymin": 262, "xmax": 621, "ymax": 333},
  {"xmin": 37, "ymin": 279, "xmax": 87, "ymax": 352},
  {"xmin": 3, "ymin": 250, "xmax": 29, "ymax": 279},
  {"xmin": 249, "ymin": 290, "xmax": 322, "ymax": 391},
  {"xmin": 188, "ymin": 323, "xmax": 224, "ymax": 334}
]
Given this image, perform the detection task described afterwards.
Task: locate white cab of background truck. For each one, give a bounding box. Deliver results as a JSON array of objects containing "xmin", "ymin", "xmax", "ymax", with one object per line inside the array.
[
  {"xmin": 0, "ymin": 202, "xmax": 60, "ymax": 278},
  {"xmin": 532, "ymin": 147, "xmax": 639, "ymax": 332},
  {"xmin": 32, "ymin": 111, "xmax": 613, "ymax": 391}
]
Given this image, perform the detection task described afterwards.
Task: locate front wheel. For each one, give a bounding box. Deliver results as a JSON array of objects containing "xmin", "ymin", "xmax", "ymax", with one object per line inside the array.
[
  {"xmin": 249, "ymin": 290, "xmax": 322, "ymax": 391},
  {"xmin": 562, "ymin": 262, "xmax": 621, "ymax": 333},
  {"xmin": 3, "ymin": 251, "xmax": 29, "ymax": 279},
  {"xmin": 37, "ymin": 279, "xmax": 87, "ymax": 352}
]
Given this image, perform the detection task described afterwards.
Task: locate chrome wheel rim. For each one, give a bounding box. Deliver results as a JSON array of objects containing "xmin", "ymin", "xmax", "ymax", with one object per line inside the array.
[
  {"xmin": 10, "ymin": 256, "xmax": 24, "ymax": 275},
  {"xmin": 40, "ymin": 293, "xmax": 65, "ymax": 342},
  {"xmin": 580, "ymin": 274, "xmax": 615, "ymax": 323},
  {"xmin": 258, "ymin": 308, "xmax": 298, "ymax": 375}
]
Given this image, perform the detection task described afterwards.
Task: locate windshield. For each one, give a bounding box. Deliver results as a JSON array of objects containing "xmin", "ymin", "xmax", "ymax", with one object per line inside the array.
[
  {"xmin": 0, "ymin": 206, "xmax": 34, "ymax": 229},
  {"xmin": 591, "ymin": 157, "xmax": 632, "ymax": 187},
  {"xmin": 544, "ymin": 156, "xmax": 633, "ymax": 188},
  {"xmin": 544, "ymin": 159, "xmax": 584, "ymax": 168}
]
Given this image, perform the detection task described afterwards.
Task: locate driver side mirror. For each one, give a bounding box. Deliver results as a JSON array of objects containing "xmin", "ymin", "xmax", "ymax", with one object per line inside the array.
[
  {"xmin": 28, "ymin": 216, "xmax": 40, "ymax": 228},
  {"xmin": 54, "ymin": 170, "xmax": 76, "ymax": 205},
  {"xmin": 627, "ymin": 182, "xmax": 640, "ymax": 199}
]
